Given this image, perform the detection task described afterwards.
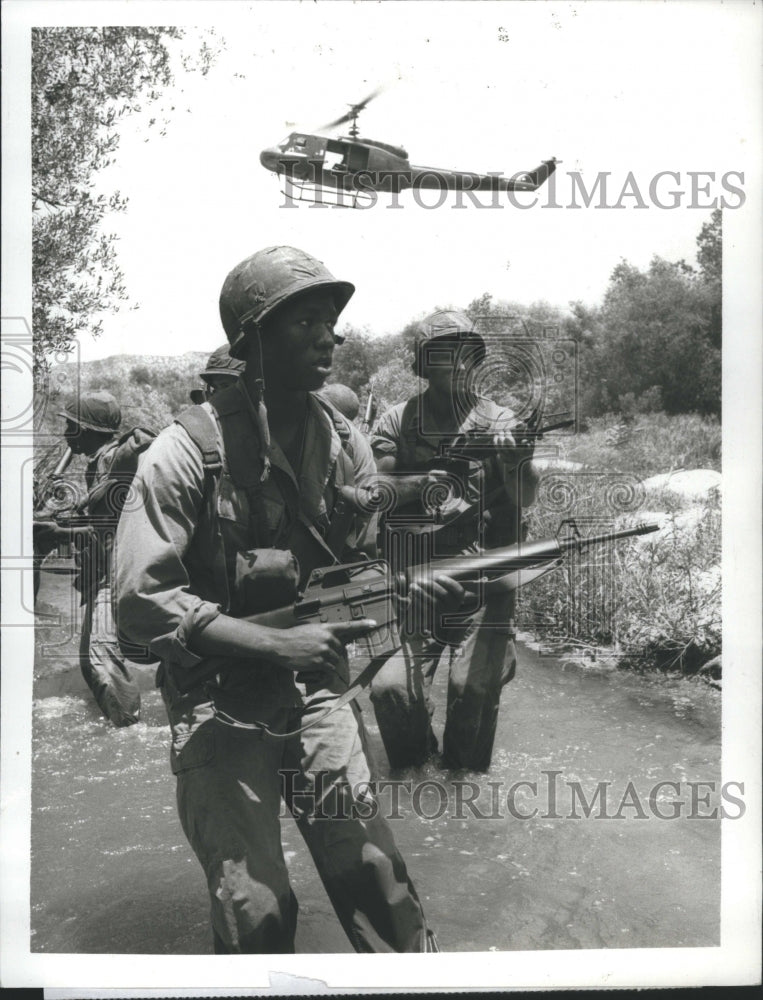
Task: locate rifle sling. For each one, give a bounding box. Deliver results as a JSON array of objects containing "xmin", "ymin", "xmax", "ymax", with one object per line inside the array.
[{"xmin": 214, "ymin": 647, "xmax": 400, "ymax": 741}]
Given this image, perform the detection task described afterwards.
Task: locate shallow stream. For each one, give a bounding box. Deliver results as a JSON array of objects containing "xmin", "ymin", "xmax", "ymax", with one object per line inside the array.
[{"xmin": 31, "ymin": 569, "xmax": 722, "ymax": 953}]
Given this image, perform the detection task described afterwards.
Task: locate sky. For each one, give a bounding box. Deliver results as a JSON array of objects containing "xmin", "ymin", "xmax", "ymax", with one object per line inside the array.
[
  {"xmin": 11, "ymin": 0, "xmax": 763, "ymax": 361},
  {"xmin": 2, "ymin": 3, "xmax": 762, "ymax": 990}
]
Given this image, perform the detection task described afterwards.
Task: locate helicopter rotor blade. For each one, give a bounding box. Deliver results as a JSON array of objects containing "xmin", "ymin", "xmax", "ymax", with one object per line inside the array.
[
  {"xmin": 352, "ymin": 84, "xmax": 385, "ymax": 113},
  {"xmin": 319, "ymin": 110, "xmax": 355, "ymax": 131},
  {"xmin": 317, "ymin": 85, "xmax": 386, "ymax": 131}
]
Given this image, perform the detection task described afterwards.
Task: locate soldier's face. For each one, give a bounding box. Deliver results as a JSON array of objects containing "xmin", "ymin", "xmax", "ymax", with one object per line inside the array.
[
  {"xmin": 260, "ymin": 289, "xmax": 341, "ymax": 390},
  {"xmin": 204, "ymin": 374, "xmax": 238, "ymax": 396},
  {"xmin": 422, "ymin": 339, "xmax": 482, "ymax": 394},
  {"xmin": 63, "ymin": 419, "xmax": 84, "ymax": 454}
]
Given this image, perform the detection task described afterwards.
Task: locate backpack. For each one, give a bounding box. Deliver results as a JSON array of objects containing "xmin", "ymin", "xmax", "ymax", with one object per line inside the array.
[{"xmin": 86, "ymin": 427, "xmax": 158, "ymax": 520}]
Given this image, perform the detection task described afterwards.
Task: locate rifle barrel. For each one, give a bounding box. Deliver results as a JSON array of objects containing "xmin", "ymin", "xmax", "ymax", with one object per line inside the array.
[
  {"xmin": 534, "ymin": 418, "xmax": 575, "ymax": 435},
  {"xmin": 558, "ymin": 521, "xmax": 659, "ymax": 551},
  {"xmin": 406, "ymin": 522, "xmax": 659, "ymax": 587}
]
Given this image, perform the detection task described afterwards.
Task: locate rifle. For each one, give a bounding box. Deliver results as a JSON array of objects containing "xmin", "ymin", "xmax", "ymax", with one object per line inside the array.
[
  {"xmin": 443, "ymin": 411, "xmax": 574, "ymax": 458},
  {"xmin": 34, "ymin": 446, "xmax": 74, "ymax": 511},
  {"xmin": 361, "ymin": 389, "xmax": 376, "ymax": 434},
  {"xmin": 176, "ymin": 522, "xmax": 660, "ymax": 719}
]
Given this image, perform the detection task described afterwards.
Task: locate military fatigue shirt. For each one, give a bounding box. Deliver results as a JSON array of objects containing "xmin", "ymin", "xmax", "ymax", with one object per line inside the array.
[
  {"xmin": 371, "ymin": 392, "xmax": 525, "ymax": 549},
  {"xmin": 116, "ymin": 387, "xmax": 375, "ymax": 726}
]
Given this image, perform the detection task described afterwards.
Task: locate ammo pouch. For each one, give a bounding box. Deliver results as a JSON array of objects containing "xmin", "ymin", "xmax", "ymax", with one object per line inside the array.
[
  {"xmin": 234, "ymin": 547, "xmax": 300, "ymax": 614},
  {"xmin": 166, "ymin": 548, "xmax": 300, "ymax": 696}
]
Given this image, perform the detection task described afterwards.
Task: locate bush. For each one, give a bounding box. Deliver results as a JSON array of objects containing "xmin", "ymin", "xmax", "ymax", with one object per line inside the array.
[
  {"xmin": 517, "ymin": 412, "xmax": 722, "ymax": 675},
  {"xmin": 560, "ymin": 412, "xmax": 721, "ymax": 476}
]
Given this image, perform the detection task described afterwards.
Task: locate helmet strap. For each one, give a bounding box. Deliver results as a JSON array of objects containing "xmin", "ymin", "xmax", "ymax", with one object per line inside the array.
[{"xmin": 239, "ymin": 325, "xmax": 272, "ymax": 481}]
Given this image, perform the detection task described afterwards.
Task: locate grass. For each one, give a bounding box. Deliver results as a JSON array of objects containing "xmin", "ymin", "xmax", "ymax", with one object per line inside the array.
[
  {"xmin": 518, "ymin": 412, "xmax": 722, "ymax": 679},
  {"xmin": 558, "ymin": 411, "xmax": 721, "ymax": 476}
]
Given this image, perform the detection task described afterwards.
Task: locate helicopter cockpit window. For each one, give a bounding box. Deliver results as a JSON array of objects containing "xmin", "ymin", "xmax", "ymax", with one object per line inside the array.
[{"xmin": 279, "ymin": 135, "xmax": 308, "ymax": 152}]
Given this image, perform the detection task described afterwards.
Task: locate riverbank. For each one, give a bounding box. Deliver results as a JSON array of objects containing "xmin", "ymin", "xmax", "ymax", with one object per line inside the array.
[{"xmin": 520, "ymin": 412, "xmax": 722, "ymax": 679}]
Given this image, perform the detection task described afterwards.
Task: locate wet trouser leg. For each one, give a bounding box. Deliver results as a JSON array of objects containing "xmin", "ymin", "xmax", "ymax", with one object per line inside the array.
[
  {"xmin": 175, "ymin": 719, "xmax": 298, "ymax": 953},
  {"xmin": 370, "ymin": 637, "xmax": 444, "ymax": 768},
  {"xmin": 174, "ymin": 704, "xmax": 432, "ymax": 953},
  {"xmin": 442, "ymin": 591, "xmax": 517, "ymax": 772},
  {"xmin": 284, "ymin": 699, "xmax": 431, "ymax": 951}
]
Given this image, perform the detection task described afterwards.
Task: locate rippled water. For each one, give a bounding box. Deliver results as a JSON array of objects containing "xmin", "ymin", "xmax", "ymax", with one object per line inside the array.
[{"xmin": 31, "ymin": 571, "xmax": 721, "ymax": 954}]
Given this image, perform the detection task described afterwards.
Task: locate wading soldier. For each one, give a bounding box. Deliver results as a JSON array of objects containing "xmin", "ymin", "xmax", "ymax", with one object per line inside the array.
[
  {"xmin": 116, "ymin": 246, "xmax": 461, "ymax": 953},
  {"xmin": 370, "ymin": 311, "xmax": 537, "ymax": 772},
  {"xmin": 35, "ymin": 391, "xmax": 142, "ymax": 726}
]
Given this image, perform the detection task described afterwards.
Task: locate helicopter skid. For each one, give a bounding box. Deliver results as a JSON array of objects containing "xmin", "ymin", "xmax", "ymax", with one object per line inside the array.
[{"xmin": 279, "ymin": 176, "xmax": 376, "ymax": 208}]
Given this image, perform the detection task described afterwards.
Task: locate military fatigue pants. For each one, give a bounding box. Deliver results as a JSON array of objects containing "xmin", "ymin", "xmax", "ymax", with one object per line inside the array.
[
  {"xmin": 172, "ymin": 697, "xmax": 431, "ymax": 953},
  {"xmin": 371, "ymin": 591, "xmax": 517, "ymax": 772}
]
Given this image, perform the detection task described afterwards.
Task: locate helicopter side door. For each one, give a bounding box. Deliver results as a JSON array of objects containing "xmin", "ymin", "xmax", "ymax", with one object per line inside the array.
[{"xmin": 325, "ymin": 139, "xmax": 370, "ymax": 173}]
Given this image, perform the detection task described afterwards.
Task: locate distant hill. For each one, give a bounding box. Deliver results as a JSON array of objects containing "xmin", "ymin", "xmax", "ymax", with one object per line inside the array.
[
  {"xmin": 36, "ymin": 351, "xmax": 212, "ymax": 451},
  {"xmin": 81, "ymin": 352, "xmax": 209, "ymax": 386}
]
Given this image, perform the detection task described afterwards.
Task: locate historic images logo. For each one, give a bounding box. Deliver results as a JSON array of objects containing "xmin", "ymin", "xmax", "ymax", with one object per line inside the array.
[
  {"xmin": 278, "ymin": 771, "xmax": 746, "ymax": 823},
  {"xmin": 278, "ymin": 165, "xmax": 746, "ymax": 212}
]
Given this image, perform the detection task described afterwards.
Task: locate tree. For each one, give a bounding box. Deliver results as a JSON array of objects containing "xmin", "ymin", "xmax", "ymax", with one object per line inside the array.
[
  {"xmin": 696, "ymin": 208, "xmax": 721, "ymax": 287},
  {"xmin": 595, "ymin": 255, "xmax": 720, "ymax": 416},
  {"xmin": 329, "ymin": 327, "xmax": 402, "ymax": 394},
  {"xmin": 695, "ymin": 209, "xmax": 721, "ymax": 352},
  {"xmin": 32, "ymin": 27, "xmax": 217, "ymax": 379}
]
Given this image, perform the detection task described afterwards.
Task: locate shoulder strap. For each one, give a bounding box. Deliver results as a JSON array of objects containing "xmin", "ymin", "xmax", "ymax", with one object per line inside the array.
[
  {"xmin": 400, "ymin": 394, "xmax": 422, "ymax": 437},
  {"xmin": 174, "ymin": 405, "xmax": 231, "ymax": 606},
  {"xmin": 310, "ymin": 391, "xmax": 357, "ymax": 493},
  {"xmin": 312, "ymin": 392, "xmax": 355, "ymax": 459},
  {"xmin": 174, "ymin": 406, "xmax": 222, "ymax": 473},
  {"xmin": 308, "ymin": 393, "xmax": 364, "ymax": 559}
]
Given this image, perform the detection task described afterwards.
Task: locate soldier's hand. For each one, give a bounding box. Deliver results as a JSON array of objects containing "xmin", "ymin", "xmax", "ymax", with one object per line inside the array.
[
  {"xmin": 281, "ymin": 619, "xmax": 378, "ymax": 685},
  {"xmin": 492, "ymin": 429, "xmax": 517, "ymax": 452},
  {"xmin": 34, "ymin": 519, "xmax": 83, "ymax": 545},
  {"xmin": 408, "ymin": 572, "xmax": 466, "ymax": 620}
]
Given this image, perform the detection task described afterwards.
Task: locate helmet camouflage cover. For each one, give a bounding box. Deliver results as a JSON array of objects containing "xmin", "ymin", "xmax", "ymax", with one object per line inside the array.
[
  {"xmin": 219, "ymin": 246, "xmax": 355, "ymax": 359},
  {"xmin": 57, "ymin": 390, "xmax": 122, "ymax": 433}
]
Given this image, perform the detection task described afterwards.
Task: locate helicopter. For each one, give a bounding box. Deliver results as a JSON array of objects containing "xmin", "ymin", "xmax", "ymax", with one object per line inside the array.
[{"xmin": 260, "ymin": 88, "xmax": 557, "ymax": 203}]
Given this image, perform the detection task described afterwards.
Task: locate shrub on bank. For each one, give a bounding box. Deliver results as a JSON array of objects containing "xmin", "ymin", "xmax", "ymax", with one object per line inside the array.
[
  {"xmin": 518, "ymin": 412, "xmax": 722, "ymax": 678},
  {"xmin": 560, "ymin": 412, "xmax": 721, "ymax": 476}
]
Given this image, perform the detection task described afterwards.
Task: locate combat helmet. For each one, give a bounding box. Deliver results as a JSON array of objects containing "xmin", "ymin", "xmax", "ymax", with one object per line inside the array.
[
  {"xmin": 199, "ymin": 343, "xmax": 245, "ymax": 383},
  {"xmin": 219, "ymin": 246, "xmax": 355, "ymax": 359},
  {"xmin": 57, "ymin": 390, "xmax": 121, "ymax": 434},
  {"xmin": 317, "ymin": 383, "xmax": 361, "ymax": 421},
  {"xmin": 411, "ymin": 310, "xmax": 486, "ymax": 376}
]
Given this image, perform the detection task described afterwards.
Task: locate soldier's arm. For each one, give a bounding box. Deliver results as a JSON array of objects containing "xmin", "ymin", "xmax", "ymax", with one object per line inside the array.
[
  {"xmin": 491, "ymin": 417, "xmax": 540, "ymax": 510},
  {"xmin": 370, "ymin": 407, "xmax": 449, "ymax": 505},
  {"xmin": 115, "ymin": 424, "xmax": 374, "ymax": 680}
]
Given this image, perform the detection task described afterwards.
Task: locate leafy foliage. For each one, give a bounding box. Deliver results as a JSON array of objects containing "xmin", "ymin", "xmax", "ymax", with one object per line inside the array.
[
  {"xmin": 32, "ymin": 27, "xmax": 217, "ymax": 379},
  {"xmin": 567, "ymin": 213, "xmax": 721, "ymax": 418},
  {"xmin": 518, "ymin": 411, "xmax": 722, "ymax": 675}
]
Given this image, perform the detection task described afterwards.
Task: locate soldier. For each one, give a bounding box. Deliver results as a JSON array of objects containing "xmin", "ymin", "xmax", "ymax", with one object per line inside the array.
[
  {"xmin": 34, "ymin": 391, "xmax": 121, "ymax": 558},
  {"xmin": 115, "ymin": 246, "xmax": 462, "ymax": 953},
  {"xmin": 370, "ymin": 310, "xmax": 538, "ymax": 772},
  {"xmin": 36, "ymin": 391, "xmax": 141, "ymax": 726},
  {"xmin": 317, "ymin": 383, "xmax": 361, "ymax": 422},
  {"xmin": 189, "ymin": 344, "xmax": 245, "ymax": 404}
]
